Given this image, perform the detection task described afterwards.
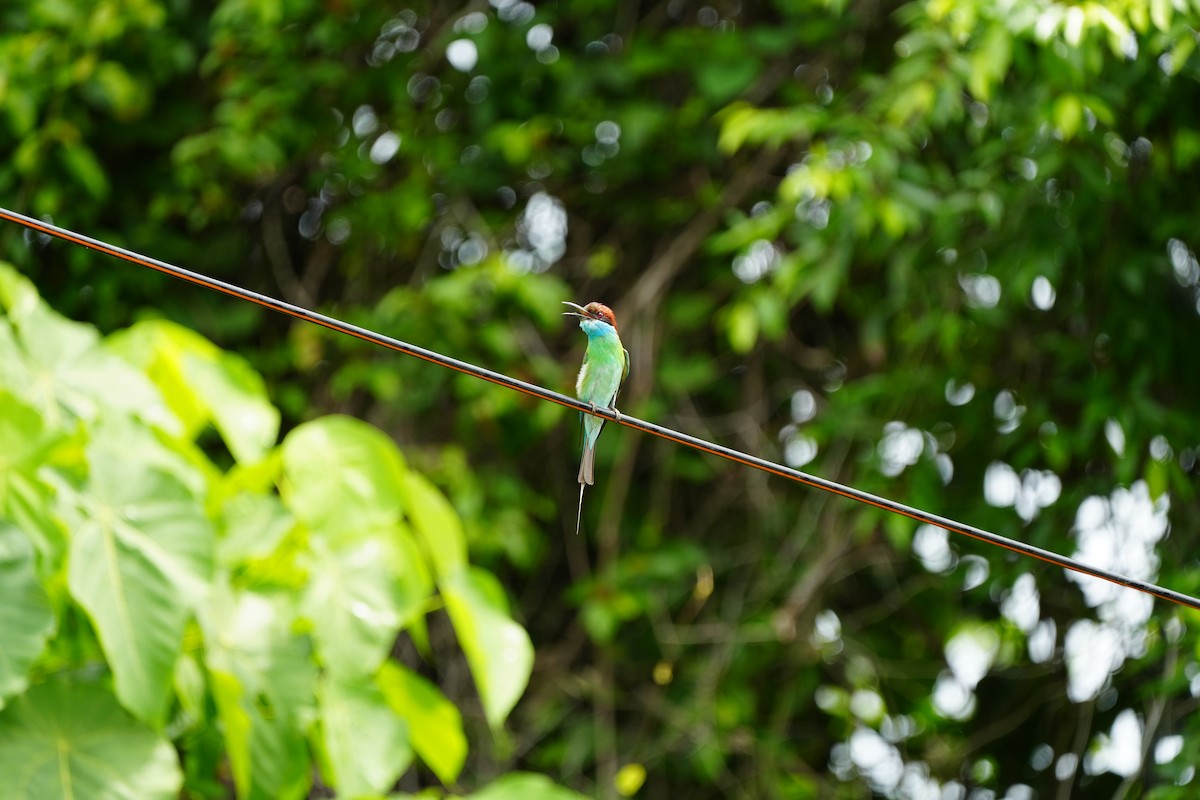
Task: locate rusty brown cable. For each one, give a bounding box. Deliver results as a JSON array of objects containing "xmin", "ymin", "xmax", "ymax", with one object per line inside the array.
[{"xmin": 3, "ymin": 206, "xmax": 1196, "ymax": 611}]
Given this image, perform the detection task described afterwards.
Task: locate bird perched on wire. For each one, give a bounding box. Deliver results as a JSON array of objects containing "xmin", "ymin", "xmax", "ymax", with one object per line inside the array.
[{"xmin": 563, "ymin": 300, "xmax": 630, "ymax": 535}]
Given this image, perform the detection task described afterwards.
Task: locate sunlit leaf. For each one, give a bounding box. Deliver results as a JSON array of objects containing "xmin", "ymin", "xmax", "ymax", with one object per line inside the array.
[
  {"xmin": 202, "ymin": 584, "xmax": 313, "ymax": 800},
  {"xmin": 183, "ymin": 349, "xmax": 279, "ymax": 463},
  {"xmin": 442, "ymin": 567, "xmax": 533, "ymax": 728},
  {"xmin": 466, "ymin": 772, "xmax": 589, "ymax": 800},
  {"xmin": 0, "ymin": 389, "xmax": 68, "ymax": 559},
  {"xmin": 301, "ymin": 524, "xmax": 430, "ymax": 678},
  {"xmin": 0, "ymin": 270, "xmax": 176, "ymax": 432},
  {"xmin": 1053, "ymin": 94, "xmax": 1083, "ymax": 140},
  {"xmin": 217, "ymin": 491, "xmax": 294, "ymax": 564},
  {"xmin": 725, "ymin": 301, "xmax": 759, "ymax": 354},
  {"xmin": 1150, "ymin": 0, "xmax": 1173, "ymax": 30},
  {"xmin": 317, "ymin": 673, "xmax": 412, "ymax": 797},
  {"xmin": 0, "ymin": 262, "xmax": 44, "ymax": 318},
  {"xmin": 1169, "ymin": 34, "xmax": 1196, "ymax": 76},
  {"xmin": 68, "ymin": 440, "xmax": 214, "ymax": 724},
  {"xmin": 401, "ymin": 470, "xmax": 467, "ymax": 579},
  {"xmin": 0, "ymin": 523, "xmax": 54, "ymax": 706},
  {"xmin": 377, "ymin": 661, "xmax": 467, "ymax": 785},
  {"xmin": 615, "ymin": 763, "xmax": 647, "ymax": 796},
  {"xmin": 108, "ymin": 320, "xmax": 279, "ymax": 463},
  {"xmin": 0, "ymin": 678, "xmax": 182, "ymax": 799},
  {"xmin": 967, "ymin": 25, "xmax": 1012, "ymax": 101},
  {"xmin": 281, "ymin": 415, "xmax": 406, "ymax": 536}
]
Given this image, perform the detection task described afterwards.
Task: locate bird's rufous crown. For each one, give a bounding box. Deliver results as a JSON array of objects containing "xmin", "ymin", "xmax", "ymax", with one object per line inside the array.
[{"xmin": 583, "ymin": 302, "xmax": 617, "ymax": 330}]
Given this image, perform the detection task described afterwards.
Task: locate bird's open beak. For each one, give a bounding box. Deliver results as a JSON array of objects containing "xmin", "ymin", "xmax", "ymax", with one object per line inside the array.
[{"xmin": 562, "ymin": 301, "xmax": 588, "ymax": 317}]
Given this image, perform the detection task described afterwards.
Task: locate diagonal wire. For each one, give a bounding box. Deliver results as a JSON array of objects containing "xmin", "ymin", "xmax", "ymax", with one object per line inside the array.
[{"xmin": 2, "ymin": 205, "xmax": 1197, "ymax": 611}]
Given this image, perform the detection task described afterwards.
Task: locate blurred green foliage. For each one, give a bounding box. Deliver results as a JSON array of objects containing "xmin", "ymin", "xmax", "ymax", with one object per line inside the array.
[
  {"xmin": 0, "ymin": 263, "xmax": 548, "ymax": 797},
  {"xmin": 3, "ymin": 0, "xmax": 1200, "ymax": 797}
]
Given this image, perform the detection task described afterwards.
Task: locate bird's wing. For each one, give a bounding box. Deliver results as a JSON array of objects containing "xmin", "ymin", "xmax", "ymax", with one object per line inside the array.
[
  {"xmin": 577, "ymin": 349, "xmax": 591, "ymax": 441},
  {"xmin": 610, "ymin": 347, "xmax": 631, "ymax": 407},
  {"xmin": 575, "ymin": 348, "xmax": 590, "ymax": 395}
]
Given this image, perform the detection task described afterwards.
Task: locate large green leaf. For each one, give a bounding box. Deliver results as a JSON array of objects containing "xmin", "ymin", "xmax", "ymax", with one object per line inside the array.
[
  {"xmin": 68, "ymin": 440, "xmax": 214, "ymax": 724},
  {"xmin": 317, "ymin": 673, "xmax": 412, "ymax": 797},
  {"xmin": 108, "ymin": 320, "xmax": 279, "ymax": 463},
  {"xmin": 217, "ymin": 491, "xmax": 295, "ymax": 564},
  {"xmin": 281, "ymin": 415, "xmax": 406, "ymax": 536},
  {"xmin": 302, "ymin": 524, "xmax": 431, "ymax": 678},
  {"xmin": 0, "ymin": 523, "xmax": 54, "ymax": 706},
  {"xmin": 209, "ymin": 670, "xmax": 310, "ymax": 800},
  {"xmin": 377, "ymin": 661, "xmax": 467, "ymax": 786},
  {"xmin": 400, "ymin": 470, "xmax": 467, "ymax": 579},
  {"xmin": 441, "ymin": 568, "xmax": 533, "ymax": 728},
  {"xmin": 0, "ymin": 390, "xmax": 58, "ymax": 473},
  {"xmin": 0, "ymin": 678, "xmax": 182, "ymax": 799},
  {"xmin": 466, "ymin": 772, "xmax": 589, "ymax": 800},
  {"xmin": 201, "ymin": 583, "xmax": 314, "ymax": 800},
  {"xmin": 89, "ymin": 411, "xmax": 214, "ymax": 496},
  {"xmin": 0, "ymin": 266, "xmax": 176, "ymax": 433},
  {"xmin": 182, "ymin": 348, "xmax": 279, "ymax": 462},
  {"xmin": 0, "ymin": 262, "xmax": 40, "ymax": 317},
  {"xmin": 0, "ymin": 320, "xmax": 32, "ymax": 403},
  {"xmin": 0, "ymin": 389, "xmax": 68, "ymax": 560}
]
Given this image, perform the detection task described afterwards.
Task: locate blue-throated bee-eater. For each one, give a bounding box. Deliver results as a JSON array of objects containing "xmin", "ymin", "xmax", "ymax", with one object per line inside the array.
[{"xmin": 563, "ymin": 301, "xmax": 630, "ymax": 535}]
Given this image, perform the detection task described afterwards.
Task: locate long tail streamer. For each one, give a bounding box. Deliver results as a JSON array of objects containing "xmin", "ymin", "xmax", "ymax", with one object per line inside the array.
[{"xmin": 577, "ymin": 483, "xmax": 586, "ymax": 537}]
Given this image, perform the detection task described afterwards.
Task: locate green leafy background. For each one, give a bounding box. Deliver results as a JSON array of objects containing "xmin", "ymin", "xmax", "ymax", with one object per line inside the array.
[{"xmin": 2, "ymin": 0, "xmax": 1200, "ymax": 797}]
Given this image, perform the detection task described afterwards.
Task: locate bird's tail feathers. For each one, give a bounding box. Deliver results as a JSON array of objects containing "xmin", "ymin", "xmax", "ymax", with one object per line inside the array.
[{"xmin": 578, "ymin": 441, "xmax": 596, "ymax": 486}]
